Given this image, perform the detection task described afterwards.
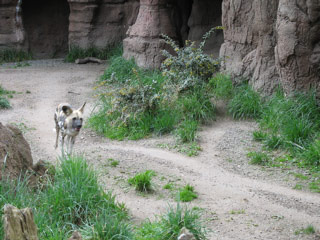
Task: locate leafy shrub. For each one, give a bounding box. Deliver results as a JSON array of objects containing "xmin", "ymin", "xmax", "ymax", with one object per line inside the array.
[
  {"xmin": 0, "ymin": 48, "xmax": 32, "ymax": 63},
  {"xmin": 136, "ymin": 204, "xmax": 207, "ymax": 240},
  {"xmin": 161, "ymin": 27, "xmax": 221, "ymax": 95},
  {"xmin": 128, "ymin": 170, "xmax": 155, "ymax": 192},
  {"xmin": 178, "ymin": 184, "xmax": 198, "ymax": 202},
  {"xmin": 247, "ymin": 151, "xmax": 270, "ymax": 165},
  {"xmin": 228, "ymin": 84, "xmax": 262, "ymax": 119}
]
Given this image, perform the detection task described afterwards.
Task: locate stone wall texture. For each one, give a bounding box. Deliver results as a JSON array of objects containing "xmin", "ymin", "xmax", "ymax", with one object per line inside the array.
[{"xmin": 220, "ymin": 0, "xmax": 320, "ymax": 94}]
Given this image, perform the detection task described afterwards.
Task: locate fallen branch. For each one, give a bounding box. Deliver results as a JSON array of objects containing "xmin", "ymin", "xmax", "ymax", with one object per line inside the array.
[{"xmin": 75, "ymin": 57, "xmax": 102, "ymax": 64}]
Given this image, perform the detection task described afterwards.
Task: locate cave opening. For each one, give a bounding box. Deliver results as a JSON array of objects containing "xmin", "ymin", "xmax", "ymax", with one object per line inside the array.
[
  {"xmin": 22, "ymin": 0, "xmax": 70, "ymax": 58},
  {"xmin": 171, "ymin": 0, "xmax": 223, "ymax": 56}
]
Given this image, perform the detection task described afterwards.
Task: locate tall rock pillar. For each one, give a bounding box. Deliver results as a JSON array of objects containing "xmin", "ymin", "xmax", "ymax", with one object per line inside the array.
[{"xmin": 123, "ymin": 0, "xmax": 176, "ymax": 69}]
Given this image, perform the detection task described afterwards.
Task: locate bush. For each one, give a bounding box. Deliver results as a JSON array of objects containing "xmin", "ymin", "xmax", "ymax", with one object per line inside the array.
[
  {"xmin": 228, "ymin": 84, "xmax": 262, "ymax": 119},
  {"xmin": 128, "ymin": 170, "xmax": 155, "ymax": 192},
  {"xmin": 161, "ymin": 27, "xmax": 221, "ymax": 95}
]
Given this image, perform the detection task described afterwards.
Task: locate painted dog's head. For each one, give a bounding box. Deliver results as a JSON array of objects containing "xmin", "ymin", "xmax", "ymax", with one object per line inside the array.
[{"xmin": 62, "ymin": 102, "xmax": 86, "ymax": 133}]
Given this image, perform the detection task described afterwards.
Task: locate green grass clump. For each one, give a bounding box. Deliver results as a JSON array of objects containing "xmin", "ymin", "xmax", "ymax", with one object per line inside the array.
[
  {"xmin": 210, "ymin": 73, "xmax": 233, "ymax": 100},
  {"xmin": 176, "ymin": 120, "xmax": 198, "ymax": 143},
  {"xmin": 136, "ymin": 204, "xmax": 207, "ymax": 240},
  {"xmin": 178, "ymin": 184, "xmax": 198, "ymax": 202},
  {"xmin": 128, "ymin": 170, "xmax": 155, "ymax": 192},
  {"xmin": 228, "ymin": 84, "xmax": 262, "ymax": 119},
  {"xmin": 0, "ymin": 48, "xmax": 32, "ymax": 63},
  {"xmin": 65, "ymin": 43, "xmax": 122, "ymax": 63},
  {"xmin": 247, "ymin": 151, "xmax": 270, "ymax": 165},
  {"xmin": 0, "ymin": 97, "xmax": 10, "ymax": 109},
  {"xmin": 0, "ymin": 155, "xmax": 129, "ymax": 239}
]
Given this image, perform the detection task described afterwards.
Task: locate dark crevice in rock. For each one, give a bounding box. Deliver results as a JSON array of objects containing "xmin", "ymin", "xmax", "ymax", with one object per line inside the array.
[{"xmin": 21, "ymin": 0, "xmax": 70, "ymax": 58}]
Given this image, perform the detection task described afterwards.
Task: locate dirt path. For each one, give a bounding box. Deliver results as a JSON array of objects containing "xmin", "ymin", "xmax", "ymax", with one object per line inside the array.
[{"xmin": 1, "ymin": 60, "xmax": 319, "ymax": 240}]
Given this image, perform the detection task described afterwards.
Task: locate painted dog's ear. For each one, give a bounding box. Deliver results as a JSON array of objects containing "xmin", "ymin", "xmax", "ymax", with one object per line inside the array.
[
  {"xmin": 62, "ymin": 105, "xmax": 73, "ymax": 116},
  {"xmin": 78, "ymin": 102, "xmax": 86, "ymax": 113}
]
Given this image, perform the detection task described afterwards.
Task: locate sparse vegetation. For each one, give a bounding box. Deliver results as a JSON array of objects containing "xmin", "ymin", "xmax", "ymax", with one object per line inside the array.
[
  {"xmin": 295, "ymin": 225, "xmax": 316, "ymax": 235},
  {"xmin": 65, "ymin": 43, "xmax": 123, "ymax": 63},
  {"xmin": 178, "ymin": 184, "xmax": 198, "ymax": 202},
  {"xmin": 128, "ymin": 170, "xmax": 155, "ymax": 192},
  {"xmin": 247, "ymin": 151, "xmax": 270, "ymax": 166},
  {"xmin": 0, "ymin": 48, "xmax": 32, "ymax": 63},
  {"xmin": 0, "ymin": 85, "xmax": 15, "ymax": 109}
]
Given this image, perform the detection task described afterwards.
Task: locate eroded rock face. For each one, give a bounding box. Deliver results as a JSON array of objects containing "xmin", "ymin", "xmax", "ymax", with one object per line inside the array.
[
  {"xmin": 0, "ymin": 122, "xmax": 33, "ymax": 180},
  {"xmin": 275, "ymin": 0, "xmax": 320, "ymax": 93},
  {"xmin": 123, "ymin": 0, "xmax": 177, "ymax": 69},
  {"xmin": 220, "ymin": 0, "xmax": 320, "ymax": 95},
  {"xmin": 68, "ymin": 0, "xmax": 139, "ymax": 48}
]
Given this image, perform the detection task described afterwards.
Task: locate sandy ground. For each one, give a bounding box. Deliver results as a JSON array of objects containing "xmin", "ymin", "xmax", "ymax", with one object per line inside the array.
[{"xmin": 0, "ymin": 60, "xmax": 320, "ymax": 240}]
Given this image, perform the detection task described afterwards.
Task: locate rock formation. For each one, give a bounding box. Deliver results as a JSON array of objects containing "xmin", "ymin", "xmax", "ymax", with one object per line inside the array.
[
  {"xmin": 0, "ymin": 0, "xmax": 319, "ymax": 94},
  {"xmin": 0, "ymin": 122, "xmax": 34, "ymax": 180},
  {"xmin": 3, "ymin": 204, "xmax": 39, "ymax": 240},
  {"xmin": 220, "ymin": 0, "xmax": 320, "ymax": 95}
]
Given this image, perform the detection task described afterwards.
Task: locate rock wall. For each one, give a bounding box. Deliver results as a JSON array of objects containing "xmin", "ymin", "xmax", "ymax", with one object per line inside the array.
[
  {"xmin": 0, "ymin": 0, "xmax": 139, "ymax": 57},
  {"xmin": 69, "ymin": 0, "xmax": 139, "ymax": 48},
  {"xmin": 220, "ymin": 0, "xmax": 320, "ymax": 94}
]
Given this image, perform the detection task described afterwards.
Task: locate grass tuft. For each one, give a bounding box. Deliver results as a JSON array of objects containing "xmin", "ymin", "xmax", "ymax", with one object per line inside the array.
[
  {"xmin": 228, "ymin": 84, "xmax": 262, "ymax": 119},
  {"xmin": 247, "ymin": 151, "xmax": 270, "ymax": 166},
  {"xmin": 128, "ymin": 170, "xmax": 155, "ymax": 192},
  {"xmin": 178, "ymin": 184, "xmax": 198, "ymax": 202}
]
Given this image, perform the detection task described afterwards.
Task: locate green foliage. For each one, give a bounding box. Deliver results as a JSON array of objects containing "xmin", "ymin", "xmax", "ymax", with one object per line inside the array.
[
  {"xmin": 209, "ymin": 73, "xmax": 233, "ymax": 99},
  {"xmin": 0, "ymin": 85, "xmax": 15, "ymax": 109},
  {"xmin": 0, "ymin": 97, "xmax": 10, "ymax": 109},
  {"xmin": 228, "ymin": 84, "xmax": 262, "ymax": 119},
  {"xmin": 247, "ymin": 151, "xmax": 270, "ymax": 165},
  {"xmin": 300, "ymin": 139, "xmax": 320, "ymax": 167},
  {"xmin": 136, "ymin": 204, "xmax": 207, "ymax": 240},
  {"xmin": 176, "ymin": 120, "xmax": 198, "ymax": 143},
  {"xmin": 128, "ymin": 170, "xmax": 155, "ymax": 192},
  {"xmin": 178, "ymin": 184, "xmax": 198, "ymax": 202},
  {"xmin": 252, "ymin": 130, "xmax": 267, "ymax": 142},
  {"xmin": 0, "ymin": 155, "xmax": 129, "ymax": 240},
  {"xmin": 65, "ymin": 43, "xmax": 122, "ymax": 63},
  {"xmin": 0, "ymin": 48, "xmax": 32, "ymax": 63},
  {"xmin": 161, "ymin": 27, "xmax": 221, "ymax": 94}
]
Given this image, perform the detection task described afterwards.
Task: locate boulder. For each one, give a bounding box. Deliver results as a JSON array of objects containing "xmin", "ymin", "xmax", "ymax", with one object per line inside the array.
[{"xmin": 0, "ymin": 122, "xmax": 33, "ymax": 180}]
